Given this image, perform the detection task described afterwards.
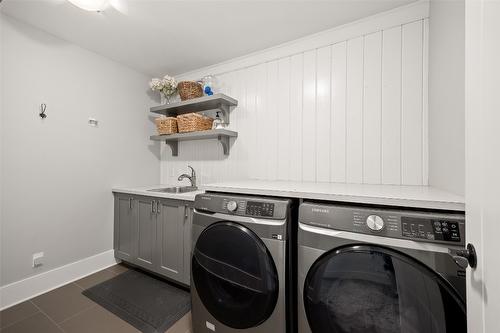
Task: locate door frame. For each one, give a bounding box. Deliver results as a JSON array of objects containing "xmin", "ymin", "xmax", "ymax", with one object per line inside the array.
[{"xmin": 465, "ymin": 0, "xmax": 500, "ymax": 331}]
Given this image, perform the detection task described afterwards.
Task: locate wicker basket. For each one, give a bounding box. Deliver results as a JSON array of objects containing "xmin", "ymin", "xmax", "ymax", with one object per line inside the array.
[
  {"xmin": 177, "ymin": 81, "xmax": 203, "ymax": 101},
  {"xmin": 155, "ymin": 117, "xmax": 178, "ymax": 135},
  {"xmin": 177, "ymin": 113, "xmax": 213, "ymax": 133}
]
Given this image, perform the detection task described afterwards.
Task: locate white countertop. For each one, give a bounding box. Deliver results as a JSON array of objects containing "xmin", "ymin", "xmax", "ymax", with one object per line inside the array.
[
  {"xmin": 203, "ymin": 180, "xmax": 465, "ymax": 211},
  {"xmin": 112, "ymin": 185, "xmax": 204, "ymax": 202}
]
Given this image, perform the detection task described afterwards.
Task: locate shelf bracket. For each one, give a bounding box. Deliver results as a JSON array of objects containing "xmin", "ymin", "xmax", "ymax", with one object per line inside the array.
[
  {"xmin": 165, "ymin": 141, "xmax": 179, "ymax": 156},
  {"xmin": 218, "ymin": 135, "xmax": 230, "ymax": 155},
  {"xmin": 219, "ymin": 104, "xmax": 231, "ymax": 125}
]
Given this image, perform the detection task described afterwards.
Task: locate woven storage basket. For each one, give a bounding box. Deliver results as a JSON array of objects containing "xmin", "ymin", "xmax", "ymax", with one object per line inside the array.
[
  {"xmin": 177, "ymin": 81, "xmax": 203, "ymax": 101},
  {"xmin": 155, "ymin": 117, "xmax": 178, "ymax": 135},
  {"xmin": 177, "ymin": 113, "xmax": 213, "ymax": 133}
]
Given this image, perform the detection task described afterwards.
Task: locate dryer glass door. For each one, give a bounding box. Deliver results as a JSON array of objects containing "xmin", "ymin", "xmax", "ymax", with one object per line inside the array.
[
  {"xmin": 192, "ymin": 221, "xmax": 279, "ymax": 329},
  {"xmin": 304, "ymin": 245, "xmax": 466, "ymax": 333}
]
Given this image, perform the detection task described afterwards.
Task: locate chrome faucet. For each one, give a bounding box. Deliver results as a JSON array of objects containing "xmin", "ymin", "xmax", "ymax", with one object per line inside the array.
[{"xmin": 178, "ymin": 165, "xmax": 197, "ymax": 188}]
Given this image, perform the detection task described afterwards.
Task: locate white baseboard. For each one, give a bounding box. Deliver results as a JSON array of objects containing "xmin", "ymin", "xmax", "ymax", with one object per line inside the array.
[{"xmin": 0, "ymin": 250, "xmax": 118, "ymax": 310}]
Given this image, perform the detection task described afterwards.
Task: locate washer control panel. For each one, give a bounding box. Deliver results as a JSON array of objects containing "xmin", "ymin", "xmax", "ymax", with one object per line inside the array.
[
  {"xmin": 402, "ymin": 217, "xmax": 461, "ymax": 242},
  {"xmin": 194, "ymin": 193, "xmax": 288, "ymax": 220},
  {"xmin": 221, "ymin": 199, "xmax": 275, "ymax": 217},
  {"xmin": 246, "ymin": 201, "xmax": 275, "ymax": 217},
  {"xmin": 352, "ymin": 211, "xmax": 400, "ymax": 234},
  {"xmin": 222, "ymin": 198, "xmax": 246, "ymax": 215},
  {"xmin": 300, "ymin": 202, "xmax": 465, "ymax": 246}
]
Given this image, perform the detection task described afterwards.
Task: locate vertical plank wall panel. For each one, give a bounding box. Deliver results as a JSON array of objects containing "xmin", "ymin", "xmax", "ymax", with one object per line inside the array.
[
  {"xmin": 266, "ymin": 61, "xmax": 279, "ymax": 180},
  {"xmin": 255, "ymin": 63, "xmax": 268, "ymax": 180},
  {"xmin": 401, "ymin": 20, "xmax": 424, "ymax": 185},
  {"xmin": 233, "ymin": 69, "xmax": 247, "ymax": 181},
  {"xmin": 289, "ymin": 54, "xmax": 304, "ymax": 181},
  {"xmin": 246, "ymin": 66, "xmax": 258, "ymax": 180},
  {"xmin": 363, "ymin": 32, "xmax": 382, "ymax": 184},
  {"xmin": 217, "ymin": 72, "xmax": 236, "ymax": 182},
  {"xmin": 381, "ymin": 26, "xmax": 402, "ymax": 184},
  {"xmin": 161, "ymin": 15, "xmax": 429, "ymax": 187},
  {"xmin": 345, "ymin": 37, "xmax": 364, "ymax": 183},
  {"xmin": 302, "ymin": 50, "xmax": 317, "ymax": 182},
  {"xmin": 422, "ymin": 18, "xmax": 429, "ymax": 185},
  {"xmin": 221, "ymin": 71, "xmax": 236, "ymax": 182},
  {"xmin": 218, "ymin": 71, "xmax": 233, "ymax": 181},
  {"xmin": 277, "ymin": 57, "xmax": 291, "ymax": 180},
  {"xmin": 316, "ymin": 46, "xmax": 332, "ymax": 182},
  {"xmin": 330, "ymin": 41, "xmax": 347, "ymax": 182}
]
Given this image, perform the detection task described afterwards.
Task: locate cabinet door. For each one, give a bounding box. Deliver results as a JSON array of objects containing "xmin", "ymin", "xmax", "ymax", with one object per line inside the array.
[
  {"xmin": 155, "ymin": 200, "xmax": 185, "ymax": 282},
  {"xmin": 113, "ymin": 195, "xmax": 136, "ymax": 262},
  {"xmin": 135, "ymin": 196, "xmax": 156, "ymax": 270},
  {"xmin": 183, "ymin": 206, "xmax": 193, "ymax": 285}
]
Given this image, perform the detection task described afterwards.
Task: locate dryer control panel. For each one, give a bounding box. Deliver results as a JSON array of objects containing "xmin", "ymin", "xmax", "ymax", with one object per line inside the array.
[
  {"xmin": 401, "ymin": 217, "xmax": 461, "ymax": 242},
  {"xmin": 194, "ymin": 193, "xmax": 289, "ymax": 220},
  {"xmin": 300, "ymin": 202, "xmax": 465, "ymax": 246}
]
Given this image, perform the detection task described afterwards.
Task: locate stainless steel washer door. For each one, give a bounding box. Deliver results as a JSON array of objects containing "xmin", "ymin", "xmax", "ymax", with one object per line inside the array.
[
  {"xmin": 192, "ymin": 221, "xmax": 279, "ymax": 329},
  {"xmin": 303, "ymin": 245, "xmax": 466, "ymax": 333}
]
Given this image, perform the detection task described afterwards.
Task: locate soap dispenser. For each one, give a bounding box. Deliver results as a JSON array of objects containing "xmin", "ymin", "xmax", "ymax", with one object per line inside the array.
[{"xmin": 212, "ymin": 112, "xmax": 225, "ymax": 129}]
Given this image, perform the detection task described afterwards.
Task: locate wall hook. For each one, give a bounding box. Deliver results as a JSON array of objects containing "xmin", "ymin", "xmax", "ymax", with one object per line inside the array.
[{"xmin": 39, "ymin": 104, "xmax": 47, "ymax": 119}]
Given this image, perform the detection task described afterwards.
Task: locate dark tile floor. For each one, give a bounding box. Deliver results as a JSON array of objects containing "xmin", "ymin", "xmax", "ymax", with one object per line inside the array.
[{"xmin": 0, "ymin": 264, "xmax": 192, "ymax": 333}]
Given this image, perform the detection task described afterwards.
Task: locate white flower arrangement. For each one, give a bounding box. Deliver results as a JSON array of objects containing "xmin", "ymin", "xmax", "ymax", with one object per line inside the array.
[{"xmin": 149, "ymin": 75, "xmax": 177, "ymax": 101}]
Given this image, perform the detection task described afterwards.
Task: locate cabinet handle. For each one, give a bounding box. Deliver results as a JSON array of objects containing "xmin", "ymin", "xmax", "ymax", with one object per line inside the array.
[
  {"xmin": 184, "ymin": 205, "xmax": 188, "ymax": 218},
  {"xmin": 151, "ymin": 200, "xmax": 156, "ymax": 214},
  {"xmin": 157, "ymin": 201, "xmax": 161, "ymax": 214},
  {"xmin": 129, "ymin": 198, "xmax": 132, "ymax": 209}
]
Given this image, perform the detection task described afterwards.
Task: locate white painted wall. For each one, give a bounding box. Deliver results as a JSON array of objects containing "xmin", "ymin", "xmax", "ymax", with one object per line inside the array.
[
  {"xmin": 0, "ymin": 14, "xmax": 160, "ymax": 286},
  {"xmin": 428, "ymin": 0, "xmax": 465, "ymax": 195},
  {"xmin": 161, "ymin": 1, "xmax": 430, "ymax": 187}
]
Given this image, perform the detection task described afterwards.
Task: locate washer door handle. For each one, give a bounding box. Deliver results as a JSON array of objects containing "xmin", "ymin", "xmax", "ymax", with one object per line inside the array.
[{"xmin": 449, "ymin": 243, "xmax": 477, "ymax": 269}]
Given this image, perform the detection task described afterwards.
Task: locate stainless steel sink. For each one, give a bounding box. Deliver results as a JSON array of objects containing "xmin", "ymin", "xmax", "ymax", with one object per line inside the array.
[{"xmin": 147, "ymin": 186, "xmax": 198, "ymax": 194}]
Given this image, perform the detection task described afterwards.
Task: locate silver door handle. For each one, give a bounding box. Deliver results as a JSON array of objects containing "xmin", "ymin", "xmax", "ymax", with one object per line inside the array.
[
  {"xmin": 184, "ymin": 205, "xmax": 188, "ymax": 218},
  {"xmin": 157, "ymin": 201, "xmax": 161, "ymax": 214},
  {"xmin": 151, "ymin": 201, "xmax": 156, "ymax": 214},
  {"xmin": 452, "ymin": 255, "xmax": 469, "ymax": 269},
  {"xmin": 449, "ymin": 243, "xmax": 477, "ymax": 269}
]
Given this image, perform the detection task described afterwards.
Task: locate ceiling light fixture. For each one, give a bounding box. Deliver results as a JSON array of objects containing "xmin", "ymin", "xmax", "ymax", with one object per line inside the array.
[{"xmin": 67, "ymin": 0, "xmax": 109, "ymax": 12}]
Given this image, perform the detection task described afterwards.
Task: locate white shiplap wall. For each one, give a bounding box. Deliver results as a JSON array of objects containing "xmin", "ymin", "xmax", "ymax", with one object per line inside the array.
[{"xmin": 162, "ymin": 2, "xmax": 429, "ymax": 186}]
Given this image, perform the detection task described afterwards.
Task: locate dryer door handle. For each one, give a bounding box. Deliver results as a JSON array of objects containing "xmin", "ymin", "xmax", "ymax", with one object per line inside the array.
[{"xmin": 449, "ymin": 243, "xmax": 477, "ymax": 269}]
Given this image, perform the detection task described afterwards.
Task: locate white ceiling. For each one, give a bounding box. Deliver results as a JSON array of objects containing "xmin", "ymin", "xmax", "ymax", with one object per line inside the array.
[{"xmin": 1, "ymin": 0, "xmax": 415, "ymax": 76}]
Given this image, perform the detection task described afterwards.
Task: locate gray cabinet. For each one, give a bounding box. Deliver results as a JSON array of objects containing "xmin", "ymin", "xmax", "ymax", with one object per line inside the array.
[
  {"xmin": 113, "ymin": 193, "xmax": 193, "ymax": 286},
  {"xmin": 182, "ymin": 205, "xmax": 193, "ymax": 285},
  {"xmin": 113, "ymin": 194, "xmax": 136, "ymax": 262},
  {"xmin": 156, "ymin": 201, "xmax": 185, "ymax": 282},
  {"xmin": 135, "ymin": 197, "xmax": 156, "ymax": 270}
]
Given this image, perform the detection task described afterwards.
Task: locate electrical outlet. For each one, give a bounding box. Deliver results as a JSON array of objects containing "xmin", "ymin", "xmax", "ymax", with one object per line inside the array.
[{"xmin": 33, "ymin": 252, "xmax": 44, "ymax": 268}]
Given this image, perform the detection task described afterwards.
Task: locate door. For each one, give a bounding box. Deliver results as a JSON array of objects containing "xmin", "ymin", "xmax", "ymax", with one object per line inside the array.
[
  {"xmin": 191, "ymin": 221, "xmax": 279, "ymax": 329},
  {"xmin": 155, "ymin": 199, "xmax": 184, "ymax": 281},
  {"xmin": 303, "ymin": 245, "xmax": 465, "ymax": 333},
  {"xmin": 465, "ymin": 0, "xmax": 500, "ymax": 331},
  {"xmin": 113, "ymin": 194, "xmax": 136, "ymax": 261},
  {"xmin": 182, "ymin": 206, "xmax": 193, "ymax": 285},
  {"xmin": 135, "ymin": 196, "xmax": 156, "ymax": 270}
]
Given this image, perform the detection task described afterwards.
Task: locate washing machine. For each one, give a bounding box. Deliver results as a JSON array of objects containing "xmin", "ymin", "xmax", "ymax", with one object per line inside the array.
[
  {"xmin": 298, "ymin": 201, "xmax": 467, "ymax": 333},
  {"xmin": 191, "ymin": 193, "xmax": 293, "ymax": 333}
]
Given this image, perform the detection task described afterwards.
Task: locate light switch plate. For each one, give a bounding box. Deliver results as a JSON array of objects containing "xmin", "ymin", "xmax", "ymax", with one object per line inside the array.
[
  {"xmin": 88, "ymin": 118, "xmax": 99, "ymax": 127},
  {"xmin": 33, "ymin": 252, "xmax": 44, "ymax": 268}
]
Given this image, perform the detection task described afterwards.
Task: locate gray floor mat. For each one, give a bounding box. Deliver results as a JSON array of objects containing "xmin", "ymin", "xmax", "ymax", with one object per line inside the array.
[{"xmin": 82, "ymin": 269, "xmax": 190, "ymax": 333}]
